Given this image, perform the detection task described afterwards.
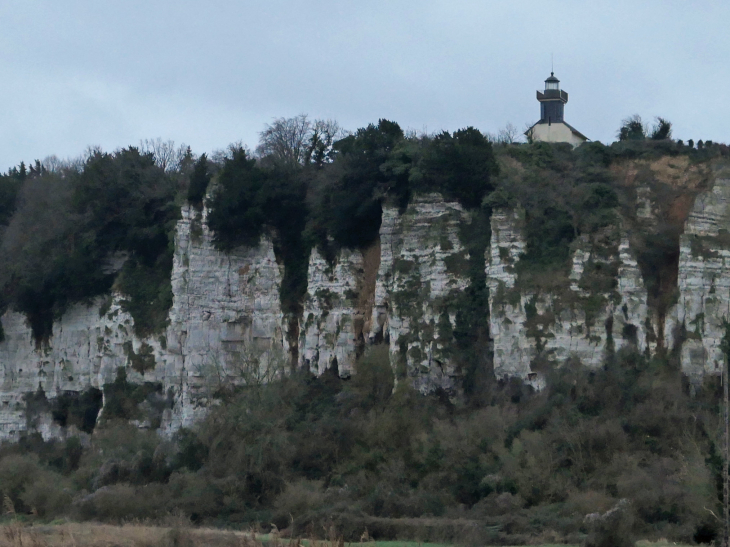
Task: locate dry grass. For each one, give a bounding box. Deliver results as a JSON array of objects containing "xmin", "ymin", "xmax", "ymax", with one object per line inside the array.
[
  {"xmin": 0, "ymin": 521, "xmax": 262, "ymax": 547},
  {"xmin": 0, "ymin": 520, "xmax": 357, "ymax": 547},
  {"xmin": 0, "ymin": 522, "xmax": 686, "ymax": 547},
  {"xmin": 635, "ymin": 540, "xmax": 694, "ymax": 547}
]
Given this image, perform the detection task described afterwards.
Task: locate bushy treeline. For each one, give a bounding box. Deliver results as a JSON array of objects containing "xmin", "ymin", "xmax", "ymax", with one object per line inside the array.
[
  {"xmin": 1, "ymin": 114, "xmax": 725, "ymax": 343},
  {"xmin": 0, "ymin": 119, "xmax": 500, "ymax": 342},
  {"xmin": 0, "ymin": 347, "xmax": 723, "ymax": 545},
  {"xmin": 205, "ymin": 120, "xmax": 499, "ymax": 319},
  {"xmin": 0, "ymin": 148, "xmax": 193, "ymax": 341}
]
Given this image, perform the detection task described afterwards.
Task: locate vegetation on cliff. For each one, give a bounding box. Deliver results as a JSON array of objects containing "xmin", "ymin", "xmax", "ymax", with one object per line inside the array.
[
  {"xmin": 0, "ymin": 346, "xmax": 725, "ymax": 545},
  {"xmin": 0, "ymin": 147, "xmax": 188, "ymax": 341},
  {"xmin": 2, "ymin": 117, "xmax": 730, "ymax": 544},
  {"xmin": 0, "ymin": 114, "xmax": 721, "ymax": 344}
]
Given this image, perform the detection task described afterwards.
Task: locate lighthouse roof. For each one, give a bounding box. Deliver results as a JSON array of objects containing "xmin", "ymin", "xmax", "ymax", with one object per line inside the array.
[{"xmin": 545, "ymin": 72, "xmax": 560, "ymax": 83}]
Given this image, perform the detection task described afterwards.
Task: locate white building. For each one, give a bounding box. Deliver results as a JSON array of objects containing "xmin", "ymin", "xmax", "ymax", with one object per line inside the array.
[{"xmin": 525, "ymin": 72, "xmax": 588, "ymax": 147}]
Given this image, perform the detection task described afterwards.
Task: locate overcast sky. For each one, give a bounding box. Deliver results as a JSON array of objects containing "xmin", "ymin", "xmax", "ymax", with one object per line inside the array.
[{"xmin": 0, "ymin": 1, "xmax": 726, "ymax": 170}]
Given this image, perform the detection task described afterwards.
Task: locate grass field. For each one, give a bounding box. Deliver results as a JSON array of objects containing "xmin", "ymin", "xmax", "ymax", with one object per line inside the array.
[{"xmin": 0, "ymin": 522, "xmax": 698, "ymax": 547}]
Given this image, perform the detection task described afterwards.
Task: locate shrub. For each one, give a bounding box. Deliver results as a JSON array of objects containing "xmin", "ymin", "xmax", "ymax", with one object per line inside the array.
[
  {"xmin": 273, "ymin": 479, "xmax": 327, "ymax": 519},
  {"xmin": 583, "ymin": 500, "xmax": 635, "ymax": 547},
  {"xmin": 187, "ymin": 153, "xmax": 211, "ymax": 205},
  {"xmin": 207, "ymin": 147, "xmax": 310, "ymax": 316},
  {"xmin": 415, "ymin": 127, "xmax": 499, "ymax": 208},
  {"xmin": 618, "ymin": 114, "xmax": 646, "ymax": 141},
  {"xmin": 0, "ymin": 148, "xmax": 180, "ymax": 342},
  {"xmin": 72, "ymin": 483, "xmax": 170, "ymax": 522},
  {"xmin": 309, "ymin": 119, "xmax": 403, "ymax": 250},
  {"xmin": 19, "ymin": 469, "xmax": 72, "ymax": 517},
  {"xmin": 50, "ymin": 388, "xmax": 103, "ymax": 433}
]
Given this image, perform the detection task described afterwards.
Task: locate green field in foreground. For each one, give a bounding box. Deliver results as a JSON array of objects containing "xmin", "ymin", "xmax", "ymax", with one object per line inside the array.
[
  {"xmin": 368, "ymin": 544, "xmax": 573, "ymax": 547},
  {"xmin": 261, "ymin": 540, "xmax": 575, "ymax": 547},
  {"xmin": 365, "ymin": 543, "xmax": 691, "ymax": 547},
  {"xmin": 0, "ymin": 523, "xmax": 698, "ymax": 547}
]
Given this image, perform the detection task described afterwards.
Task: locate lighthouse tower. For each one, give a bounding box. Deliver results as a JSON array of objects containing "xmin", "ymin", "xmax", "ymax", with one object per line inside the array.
[{"xmin": 525, "ymin": 72, "xmax": 588, "ymax": 147}]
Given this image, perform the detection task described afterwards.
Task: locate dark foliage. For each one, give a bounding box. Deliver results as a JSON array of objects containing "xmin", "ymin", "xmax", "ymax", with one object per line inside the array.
[
  {"xmin": 206, "ymin": 147, "xmax": 310, "ymax": 317},
  {"xmin": 618, "ymin": 114, "xmax": 646, "ymax": 141},
  {"xmin": 187, "ymin": 153, "xmax": 211, "ymax": 205},
  {"xmin": 650, "ymin": 117, "xmax": 672, "ymax": 140},
  {"xmin": 498, "ymin": 142, "xmax": 618, "ymax": 274},
  {"xmin": 0, "ymin": 148, "xmax": 180, "ymax": 342},
  {"xmin": 417, "ymin": 127, "xmax": 499, "ymax": 208},
  {"xmin": 51, "ymin": 388, "xmax": 104, "ymax": 434},
  {"xmin": 311, "ymin": 119, "xmax": 404, "ymax": 250},
  {"xmin": 101, "ymin": 368, "xmax": 167, "ymax": 424},
  {"xmin": 0, "ymin": 171, "xmax": 22, "ymax": 226},
  {"xmin": 207, "ymin": 148, "xmax": 268, "ymax": 250},
  {"xmin": 0, "ymin": 348, "xmax": 722, "ymax": 544}
]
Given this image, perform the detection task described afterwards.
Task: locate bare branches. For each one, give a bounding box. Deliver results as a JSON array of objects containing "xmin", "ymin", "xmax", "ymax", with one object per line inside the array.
[
  {"xmin": 256, "ymin": 115, "xmax": 312, "ymax": 168},
  {"xmin": 139, "ymin": 138, "xmax": 189, "ymax": 172},
  {"xmin": 497, "ymin": 123, "xmax": 520, "ymax": 144},
  {"xmin": 256, "ymin": 114, "xmax": 347, "ymax": 169}
]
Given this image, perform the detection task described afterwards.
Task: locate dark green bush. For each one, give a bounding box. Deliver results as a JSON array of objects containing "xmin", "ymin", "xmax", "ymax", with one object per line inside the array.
[
  {"xmin": 207, "ymin": 147, "xmax": 310, "ymax": 318},
  {"xmin": 309, "ymin": 119, "xmax": 404, "ymax": 250},
  {"xmin": 187, "ymin": 153, "xmax": 211, "ymax": 205},
  {"xmin": 50, "ymin": 388, "xmax": 103, "ymax": 434},
  {"xmin": 414, "ymin": 127, "xmax": 499, "ymax": 208},
  {"xmin": 0, "ymin": 148, "xmax": 180, "ymax": 342}
]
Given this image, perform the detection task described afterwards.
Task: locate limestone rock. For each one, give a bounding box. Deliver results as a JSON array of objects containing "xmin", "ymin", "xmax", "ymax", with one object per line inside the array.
[
  {"xmin": 370, "ymin": 194, "xmax": 470, "ymax": 393},
  {"xmin": 669, "ymin": 177, "xmax": 730, "ymax": 382},
  {"xmin": 161, "ymin": 204, "xmax": 287, "ymax": 433},
  {"xmin": 0, "ymin": 203, "xmax": 287, "ymax": 440},
  {"xmin": 486, "ymin": 209, "xmax": 648, "ymax": 388},
  {"xmin": 299, "ymin": 247, "xmax": 365, "ymax": 377}
]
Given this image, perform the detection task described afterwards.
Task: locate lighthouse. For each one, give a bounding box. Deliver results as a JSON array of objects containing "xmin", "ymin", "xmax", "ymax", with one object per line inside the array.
[{"xmin": 525, "ymin": 72, "xmax": 588, "ymax": 147}]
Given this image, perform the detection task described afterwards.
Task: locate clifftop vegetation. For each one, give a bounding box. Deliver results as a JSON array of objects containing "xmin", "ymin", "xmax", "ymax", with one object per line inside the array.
[
  {"xmin": 0, "ymin": 113, "xmax": 724, "ymax": 344},
  {"xmin": 1, "ymin": 117, "xmax": 730, "ymax": 544}
]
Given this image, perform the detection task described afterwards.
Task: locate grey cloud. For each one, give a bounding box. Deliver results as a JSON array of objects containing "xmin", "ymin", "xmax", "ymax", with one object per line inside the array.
[{"xmin": 0, "ymin": 0, "xmax": 727, "ymax": 168}]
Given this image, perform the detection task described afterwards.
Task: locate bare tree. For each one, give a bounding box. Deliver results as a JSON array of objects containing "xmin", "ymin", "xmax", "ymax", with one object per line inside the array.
[
  {"xmin": 40, "ymin": 155, "xmax": 64, "ymax": 173},
  {"xmin": 139, "ymin": 138, "xmax": 189, "ymax": 172},
  {"xmin": 256, "ymin": 114, "xmax": 347, "ymax": 169},
  {"xmin": 256, "ymin": 114, "xmax": 312, "ymax": 168},
  {"xmin": 306, "ymin": 119, "xmax": 346, "ymax": 167},
  {"xmin": 497, "ymin": 122, "xmax": 520, "ymax": 144}
]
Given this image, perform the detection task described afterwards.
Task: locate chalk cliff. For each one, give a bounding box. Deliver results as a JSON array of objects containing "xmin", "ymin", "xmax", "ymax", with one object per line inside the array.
[
  {"xmin": 666, "ymin": 176, "xmax": 730, "ymax": 383},
  {"xmin": 486, "ymin": 208, "xmax": 649, "ymax": 389},
  {"xmin": 3, "ymin": 174, "xmax": 730, "ymax": 440}
]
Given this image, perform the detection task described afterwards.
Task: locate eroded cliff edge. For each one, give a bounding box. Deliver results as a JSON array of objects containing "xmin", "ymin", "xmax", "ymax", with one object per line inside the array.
[{"xmin": 3, "ymin": 164, "xmax": 730, "ymax": 440}]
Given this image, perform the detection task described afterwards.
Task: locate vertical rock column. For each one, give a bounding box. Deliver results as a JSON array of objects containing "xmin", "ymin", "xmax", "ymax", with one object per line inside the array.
[
  {"xmin": 370, "ymin": 194, "xmax": 471, "ymax": 393},
  {"xmin": 486, "ymin": 208, "xmax": 534, "ymax": 381},
  {"xmin": 161, "ymin": 204, "xmax": 288, "ymax": 432},
  {"xmin": 666, "ymin": 178, "xmax": 730, "ymax": 382},
  {"xmin": 487, "ymin": 208, "xmax": 649, "ymax": 385},
  {"xmin": 299, "ymin": 248, "xmax": 365, "ymax": 377}
]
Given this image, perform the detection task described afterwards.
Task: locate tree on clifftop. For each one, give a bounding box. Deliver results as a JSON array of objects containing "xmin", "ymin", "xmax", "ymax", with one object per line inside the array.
[
  {"xmin": 618, "ymin": 114, "xmax": 646, "ymax": 141},
  {"xmin": 256, "ymin": 115, "xmax": 346, "ymax": 170}
]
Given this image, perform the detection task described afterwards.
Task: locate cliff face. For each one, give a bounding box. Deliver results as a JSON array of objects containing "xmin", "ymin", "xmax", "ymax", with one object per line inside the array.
[
  {"xmin": 161, "ymin": 204, "xmax": 287, "ymax": 432},
  {"xmin": 486, "ymin": 209, "xmax": 649, "ymax": 388},
  {"xmin": 299, "ymin": 246, "xmax": 373, "ymax": 378},
  {"xmin": 666, "ymin": 177, "xmax": 730, "ymax": 383},
  {"xmin": 369, "ymin": 195, "xmax": 471, "ymax": 393},
  {"xmin": 0, "ymin": 204, "xmax": 287, "ymax": 440},
  {"xmin": 4, "ymin": 175, "xmax": 730, "ymax": 440}
]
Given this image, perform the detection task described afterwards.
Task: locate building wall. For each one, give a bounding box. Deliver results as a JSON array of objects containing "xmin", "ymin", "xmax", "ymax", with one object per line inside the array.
[{"xmin": 531, "ymin": 122, "xmax": 585, "ymax": 147}]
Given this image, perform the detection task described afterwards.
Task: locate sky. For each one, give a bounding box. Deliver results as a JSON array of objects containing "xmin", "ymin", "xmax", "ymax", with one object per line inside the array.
[{"xmin": 0, "ymin": 0, "xmax": 727, "ymax": 170}]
